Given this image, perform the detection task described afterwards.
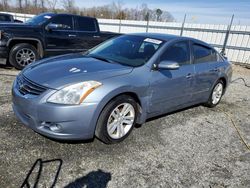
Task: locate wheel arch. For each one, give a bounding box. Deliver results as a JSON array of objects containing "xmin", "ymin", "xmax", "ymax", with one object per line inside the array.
[
  {"xmin": 100, "ymin": 91, "xmax": 144, "ymax": 122},
  {"xmin": 90, "ymin": 86, "xmax": 148, "ymax": 136},
  {"xmin": 7, "ymin": 38, "xmax": 44, "ymax": 57}
]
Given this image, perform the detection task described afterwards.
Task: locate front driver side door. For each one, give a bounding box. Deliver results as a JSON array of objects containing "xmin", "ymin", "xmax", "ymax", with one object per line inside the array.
[
  {"xmin": 44, "ymin": 15, "xmax": 80, "ymax": 56},
  {"xmin": 148, "ymin": 40, "xmax": 195, "ymax": 114}
]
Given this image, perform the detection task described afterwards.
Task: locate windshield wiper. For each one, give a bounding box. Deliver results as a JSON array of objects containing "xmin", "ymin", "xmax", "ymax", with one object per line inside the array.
[{"xmin": 88, "ymin": 55, "xmax": 115, "ymax": 64}]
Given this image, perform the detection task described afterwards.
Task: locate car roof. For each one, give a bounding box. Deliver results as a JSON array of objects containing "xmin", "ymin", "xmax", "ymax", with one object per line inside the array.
[
  {"xmin": 44, "ymin": 12, "xmax": 96, "ymax": 20},
  {"xmin": 128, "ymin": 32, "xmax": 212, "ymax": 48},
  {"xmin": 0, "ymin": 13, "xmax": 12, "ymax": 16},
  {"xmin": 129, "ymin": 33, "xmax": 179, "ymax": 41}
]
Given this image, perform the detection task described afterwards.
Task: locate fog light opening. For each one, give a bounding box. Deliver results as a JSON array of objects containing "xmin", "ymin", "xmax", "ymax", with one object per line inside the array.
[{"xmin": 41, "ymin": 122, "xmax": 62, "ymax": 132}]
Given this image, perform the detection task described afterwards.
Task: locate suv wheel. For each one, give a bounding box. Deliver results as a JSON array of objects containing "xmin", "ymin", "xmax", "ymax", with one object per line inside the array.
[
  {"xmin": 9, "ymin": 43, "xmax": 39, "ymax": 70},
  {"xmin": 95, "ymin": 95, "xmax": 138, "ymax": 144}
]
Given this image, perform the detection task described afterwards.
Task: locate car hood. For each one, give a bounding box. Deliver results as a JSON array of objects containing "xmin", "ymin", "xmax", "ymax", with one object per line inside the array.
[{"xmin": 22, "ymin": 54, "xmax": 133, "ymax": 89}]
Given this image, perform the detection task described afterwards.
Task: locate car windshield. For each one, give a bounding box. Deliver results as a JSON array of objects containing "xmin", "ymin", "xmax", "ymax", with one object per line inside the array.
[
  {"xmin": 25, "ymin": 13, "xmax": 55, "ymax": 25},
  {"xmin": 87, "ymin": 35, "xmax": 164, "ymax": 67}
]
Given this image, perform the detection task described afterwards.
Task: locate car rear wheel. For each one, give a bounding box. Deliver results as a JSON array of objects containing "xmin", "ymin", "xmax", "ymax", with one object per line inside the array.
[
  {"xmin": 204, "ymin": 80, "xmax": 224, "ymax": 108},
  {"xmin": 9, "ymin": 43, "xmax": 39, "ymax": 70},
  {"xmin": 95, "ymin": 95, "xmax": 138, "ymax": 144}
]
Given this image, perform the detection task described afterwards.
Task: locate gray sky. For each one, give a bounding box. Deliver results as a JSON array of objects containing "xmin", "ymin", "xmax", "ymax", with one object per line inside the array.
[{"xmin": 70, "ymin": 0, "xmax": 250, "ymax": 24}]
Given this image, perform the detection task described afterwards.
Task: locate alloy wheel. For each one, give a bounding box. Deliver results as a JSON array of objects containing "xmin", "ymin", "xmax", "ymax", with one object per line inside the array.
[{"xmin": 107, "ymin": 103, "xmax": 135, "ymax": 139}]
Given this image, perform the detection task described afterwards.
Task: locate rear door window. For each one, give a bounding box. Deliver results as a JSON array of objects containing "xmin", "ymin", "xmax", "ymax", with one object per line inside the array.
[
  {"xmin": 76, "ymin": 17, "xmax": 97, "ymax": 32},
  {"xmin": 193, "ymin": 44, "xmax": 217, "ymax": 63}
]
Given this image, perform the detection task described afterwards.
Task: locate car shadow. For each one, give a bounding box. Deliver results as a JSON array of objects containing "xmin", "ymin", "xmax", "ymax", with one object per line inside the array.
[
  {"xmin": 0, "ymin": 63, "xmax": 13, "ymax": 69},
  {"xmin": 20, "ymin": 158, "xmax": 111, "ymax": 188},
  {"xmin": 64, "ymin": 169, "xmax": 112, "ymax": 188},
  {"xmin": 40, "ymin": 134, "xmax": 96, "ymax": 144},
  {"xmin": 135, "ymin": 103, "xmax": 202, "ymax": 128}
]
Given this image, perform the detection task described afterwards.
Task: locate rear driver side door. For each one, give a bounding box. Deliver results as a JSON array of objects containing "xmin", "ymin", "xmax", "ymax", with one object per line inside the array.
[
  {"xmin": 191, "ymin": 43, "xmax": 221, "ymax": 102},
  {"xmin": 75, "ymin": 16, "xmax": 103, "ymax": 51}
]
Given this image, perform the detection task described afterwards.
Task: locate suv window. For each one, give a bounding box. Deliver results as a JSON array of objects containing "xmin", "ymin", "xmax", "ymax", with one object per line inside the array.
[
  {"xmin": 0, "ymin": 15, "xmax": 12, "ymax": 22},
  {"xmin": 49, "ymin": 15, "xmax": 73, "ymax": 30},
  {"xmin": 160, "ymin": 41, "xmax": 190, "ymax": 65},
  {"xmin": 193, "ymin": 44, "xmax": 217, "ymax": 63},
  {"xmin": 76, "ymin": 17, "xmax": 96, "ymax": 32}
]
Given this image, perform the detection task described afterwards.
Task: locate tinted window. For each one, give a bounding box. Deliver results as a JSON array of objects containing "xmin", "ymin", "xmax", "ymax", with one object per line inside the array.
[
  {"xmin": 0, "ymin": 15, "xmax": 12, "ymax": 22},
  {"xmin": 160, "ymin": 41, "xmax": 190, "ymax": 65},
  {"xmin": 77, "ymin": 17, "xmax": 96, "ymax": 32},
  {"xmin": 49, "ymin": 15, "xmax": 73, "ymax": 30},
  {"xmin": 193, "ymin": 44, "xmax": 217, "ymax": 63},
  {"xmin": 26, "ymin": 13, "xmax": 55, "ymax": 25},
  {"xmin": 88, "ymin": 35, "xmax": 164, "ymax": 67}
]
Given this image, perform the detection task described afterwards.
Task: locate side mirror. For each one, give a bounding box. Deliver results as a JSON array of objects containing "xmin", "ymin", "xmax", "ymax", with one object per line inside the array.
[
  {"xmin": 156, "ymin": 61, "xmax": 180, "ymax": 70},
  {"xmin": 14, "ymin": 19, "xmax": 23, "ymax": 23},
  {"xmin": 46, "ymin": 23, "xmax": 60, "ymax": 31}
]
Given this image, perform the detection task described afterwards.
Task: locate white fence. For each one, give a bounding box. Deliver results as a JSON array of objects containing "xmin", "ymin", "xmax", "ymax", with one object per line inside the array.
[{"xmin": 2, "ymin": 11, "xmax": 250, "ymax": 65}]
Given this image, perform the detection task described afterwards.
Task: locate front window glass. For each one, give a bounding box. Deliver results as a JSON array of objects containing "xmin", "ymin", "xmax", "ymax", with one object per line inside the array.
[
  {"xmin": 87, "ymin": 35, "xmax": 164, "ymax": 67},
  {"xmin": 48, "ymin": 15, "xmax": 73, "ymax": 30},
  {"xmin": 160, "ymin": 41, "xmax": 190, "ymax": 65}
]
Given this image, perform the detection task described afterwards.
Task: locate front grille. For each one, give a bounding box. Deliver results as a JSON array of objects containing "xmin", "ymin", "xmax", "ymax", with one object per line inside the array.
[{"xmin": 16, "ymin": 74, "xmax": 47, "ymax": 96}]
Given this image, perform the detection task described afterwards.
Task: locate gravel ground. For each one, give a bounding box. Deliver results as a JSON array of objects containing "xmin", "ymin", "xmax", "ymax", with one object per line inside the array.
[{"xmin": 0, "ymin": 64, "xmax": 249, "ymax": 188}]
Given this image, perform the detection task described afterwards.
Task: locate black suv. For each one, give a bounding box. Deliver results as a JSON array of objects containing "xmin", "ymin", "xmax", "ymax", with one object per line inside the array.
[{"xmin": 0, "ymin": 13, "xmax": 119, "ymax": 69}]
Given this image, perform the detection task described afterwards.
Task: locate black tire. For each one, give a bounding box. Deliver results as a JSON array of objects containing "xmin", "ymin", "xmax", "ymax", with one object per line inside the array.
[
  {"xmin": 9, "ymin": 43, "xmax": 39, "ymax": 70},
  {"xmin": 204, "ymin": 80, "xmax": 224, "ymax": 108},
  {"xmin": 95, "ymin": 95, "xmax": 138, "ymax": 144}
]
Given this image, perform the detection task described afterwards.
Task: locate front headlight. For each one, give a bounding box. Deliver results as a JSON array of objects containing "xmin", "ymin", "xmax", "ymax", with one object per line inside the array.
[{"xmin": 47, "ymin": 81, "xmax": 102, "ymax": 105}]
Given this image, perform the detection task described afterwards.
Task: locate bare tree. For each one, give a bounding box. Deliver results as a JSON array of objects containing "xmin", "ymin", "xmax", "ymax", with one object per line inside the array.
[
  {"xmin": 33, "ymin": 0, "xmax": 38, "ymax": 8},
  {"xmin": 40, "ymin": 0, "xmax": 46, "ymax": 11},
  {"xmin": 62, "ymin": 0, "xmax": 75, "ymax": 13},
  {"xmin": 47, "ymin": 0, "xmax": 58, "ymax": 11},
  {"xmin": 0, "ymin": 0, "xmax": 9, "ymax": 9},
  {"xmin": 17, "ymin": 0, "xmax": 23, "ymax": 10}
]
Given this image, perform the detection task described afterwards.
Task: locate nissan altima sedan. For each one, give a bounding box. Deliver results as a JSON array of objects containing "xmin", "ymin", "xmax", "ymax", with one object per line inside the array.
[{"xmin": 12, "ymin": 33, "xmax": 232, "ymax": 144}]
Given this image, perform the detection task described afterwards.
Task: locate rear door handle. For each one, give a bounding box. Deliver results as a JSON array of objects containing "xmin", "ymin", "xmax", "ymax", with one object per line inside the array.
[
  {"xmin": 68, "ymin": 34, "xmax": 76, "ymax": 37},
  {"xmin": 186, "ymin": 73, "xmax": 194, "ymax": 79},
  {"xmin": 93, "ymin": 35, "xmax": 100, "ymax": 38}
]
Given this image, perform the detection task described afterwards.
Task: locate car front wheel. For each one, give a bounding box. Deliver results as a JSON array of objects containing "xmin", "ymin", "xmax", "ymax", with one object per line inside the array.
[
  {"xmin": 95, "ymin": 95, "xmax": 138, "ymax": 144},
  {"xmin": 9, "ymin": 43, "xmax": 39, "ymax": 70}
]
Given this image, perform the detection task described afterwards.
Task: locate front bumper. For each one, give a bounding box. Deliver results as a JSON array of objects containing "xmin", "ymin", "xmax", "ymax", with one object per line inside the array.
[{"xmin": 12, "ymin": 80, "xmax": 99, "ymax": 140}]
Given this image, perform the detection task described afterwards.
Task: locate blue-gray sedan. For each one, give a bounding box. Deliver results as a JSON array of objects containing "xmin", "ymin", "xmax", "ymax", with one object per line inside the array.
[{"xmin": 12, "ymin": 33, "xmax": 232, "ymax": 144}]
